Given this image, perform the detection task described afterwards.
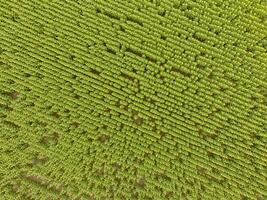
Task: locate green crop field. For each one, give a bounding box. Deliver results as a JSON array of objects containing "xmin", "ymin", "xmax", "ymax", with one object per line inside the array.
[{"xmin": 0, "ymin": 0, "xmax": 266, "ymax": 199}]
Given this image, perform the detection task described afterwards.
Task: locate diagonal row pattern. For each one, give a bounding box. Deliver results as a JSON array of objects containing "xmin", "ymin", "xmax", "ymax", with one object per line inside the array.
[{"xmin": 0, "ymin": 0, "xmax": 266, "ymax": 199}]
